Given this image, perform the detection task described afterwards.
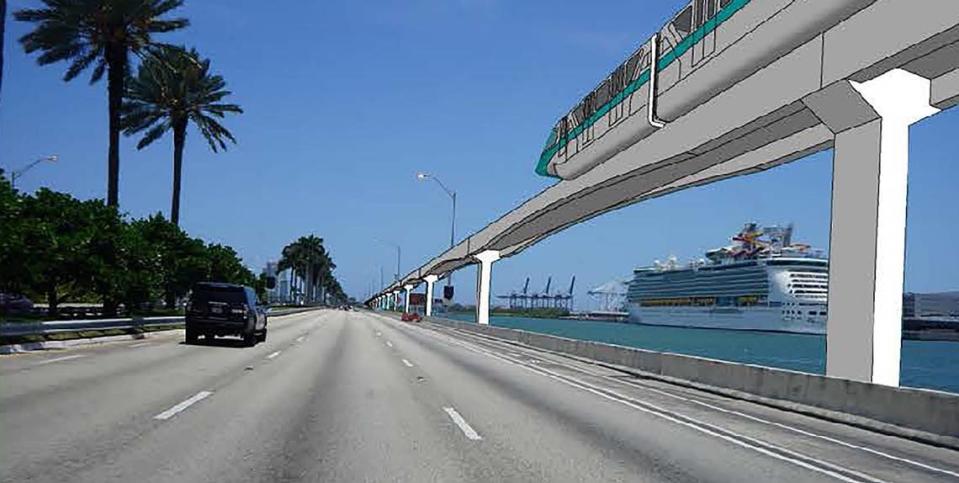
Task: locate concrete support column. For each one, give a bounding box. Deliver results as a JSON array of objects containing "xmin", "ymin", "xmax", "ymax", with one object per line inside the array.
[
  {"xmin": 404, "ymin": 284, "xmax": 413, "ymax": 313},
  {"xmin": 473, "ymin": 250, "xmax": 501, "ymax": 325},
  {"xmin": 804, "ymin": 69, "xmax": 938, "ymax": 386},
  {"xmin": 424, "ymin": 275, "xmax": 439, "ymax": 317}
]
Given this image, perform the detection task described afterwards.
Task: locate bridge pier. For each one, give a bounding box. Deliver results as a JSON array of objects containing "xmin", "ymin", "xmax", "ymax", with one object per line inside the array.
[
  {"xmin": 424, "ymin": 275, "xmax": 439, "ymax": 317},
  {"xmin": 404, "ymin": 284, "xmax": 413, "ymax": 313},
  {"xmin": 805, "ymin": 69, "xmax": 939, "ymax": 386},
  {"xmin": 474, "ymin": 250, "xmax": 501, "ymax": 325}
]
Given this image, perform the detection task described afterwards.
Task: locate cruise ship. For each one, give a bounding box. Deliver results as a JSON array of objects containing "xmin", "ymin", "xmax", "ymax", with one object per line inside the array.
[{"xmin": 627, "ymin": 223, "xmax": 828, "ymax": 334}]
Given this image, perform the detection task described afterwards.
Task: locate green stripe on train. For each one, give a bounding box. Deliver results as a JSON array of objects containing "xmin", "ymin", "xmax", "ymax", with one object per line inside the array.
[{"xmin": 535, "ymin": 0, "xmax": 752, "ymax": 178}]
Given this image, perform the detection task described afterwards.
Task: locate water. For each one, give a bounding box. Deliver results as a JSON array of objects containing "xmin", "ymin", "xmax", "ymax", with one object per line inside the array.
[{"xmin": 443, "ymin": 312, "xmax": 959, "ymax": 394}]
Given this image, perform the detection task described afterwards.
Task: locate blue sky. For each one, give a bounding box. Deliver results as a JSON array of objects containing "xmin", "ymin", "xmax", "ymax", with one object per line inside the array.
[{"xmin": 2, "ymin": 0, "xmax": 957, "ymax": 306}]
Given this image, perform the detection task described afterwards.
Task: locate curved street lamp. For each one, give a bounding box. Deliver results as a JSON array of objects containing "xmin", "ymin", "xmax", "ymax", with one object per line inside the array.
[
  {"xmin": 10, "ymin": 155, "xmax": 58, "ymax": 189},
  {"xmin": 375, "ymin": 238, "xmax": 401, "ymax": 284},
  {"xmin": 416, "ymin": 172, "xmax": 457, "ymax": 287}
]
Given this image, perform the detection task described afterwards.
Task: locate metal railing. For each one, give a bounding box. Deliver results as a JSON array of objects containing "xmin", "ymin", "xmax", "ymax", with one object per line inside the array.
[{"xmin": 0, "ymin": 307, "xmax": 323, "ymax": 337}]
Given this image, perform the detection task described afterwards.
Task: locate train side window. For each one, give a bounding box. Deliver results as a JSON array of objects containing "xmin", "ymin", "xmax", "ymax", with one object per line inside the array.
[
  {"xmin": 720, "ymin": 0, "xmax": 732, "ymax": 8},
  {"xmin": 609, "ymin": 65, "xmax": 627, "ymax": 126},
  {"xmin": 558, "ymin": 118, "xmax": 569, "ymax": 157},
  {"xmin": 706, "ymin": 0, "xmax": 717, "ymax": 20},
  {"xmin": 672, "ymin": 6, "xmax": 693, "ymax": 35},
  {"xmin": 695, "ymin": 0, "xmax": 708, "ymax": 28}
]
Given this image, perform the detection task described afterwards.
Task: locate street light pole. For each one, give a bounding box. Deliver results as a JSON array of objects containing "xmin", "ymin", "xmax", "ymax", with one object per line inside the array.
[
  {"xmin": 375, "ymin": 239, "xmax": 401, "ymax": 283},
  {"xmin": 416, "ymin": 172, "xmax": 456, "ymax": 287},
  {"xmin": 10, "ymin": 155, "xmax": 58, "ymax": 189}
]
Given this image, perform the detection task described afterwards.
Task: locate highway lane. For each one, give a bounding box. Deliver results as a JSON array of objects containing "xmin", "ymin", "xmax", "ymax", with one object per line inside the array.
[{"xmin": 1, "ymin": 309, "xmax": 957, "ymax": 482}]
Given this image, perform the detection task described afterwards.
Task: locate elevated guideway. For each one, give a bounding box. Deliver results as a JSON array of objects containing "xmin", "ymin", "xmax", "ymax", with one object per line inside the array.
[{"xmin": 369, "ymin": 0, "xmax": 959, "ymax": 387}]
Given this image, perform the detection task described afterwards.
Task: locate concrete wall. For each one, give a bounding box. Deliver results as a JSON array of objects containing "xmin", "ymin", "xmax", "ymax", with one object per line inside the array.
[{"xmin": 427, "ymin": 317, "xmax": 959, "ymax": 447}]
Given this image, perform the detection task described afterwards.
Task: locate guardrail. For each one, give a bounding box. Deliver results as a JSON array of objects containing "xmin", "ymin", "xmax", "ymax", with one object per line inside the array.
[{"xmin": 0, "ymin": 307, "xmax": 324, "ymax": 337}]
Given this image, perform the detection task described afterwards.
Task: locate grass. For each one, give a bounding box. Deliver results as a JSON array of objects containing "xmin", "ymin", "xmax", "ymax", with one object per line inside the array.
[
  {"xmin": 1, "ymin": 308, "xmax": 185, "ymax": 323},
  {"xmin": 0, "ymin": 323, "xmax": 183, "ymax": 346}
]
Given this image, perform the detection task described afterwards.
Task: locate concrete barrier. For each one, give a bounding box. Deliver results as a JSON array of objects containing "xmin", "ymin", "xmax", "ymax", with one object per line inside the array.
[{"xmin": 425, "ymin": 316, "xmax": 959, "ymax": 448}]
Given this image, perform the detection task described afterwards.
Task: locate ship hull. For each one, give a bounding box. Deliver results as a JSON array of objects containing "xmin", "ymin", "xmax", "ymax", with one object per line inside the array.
[{"xmin": 626, "ymin": 303, "xmax": 825, "ymax": 334}]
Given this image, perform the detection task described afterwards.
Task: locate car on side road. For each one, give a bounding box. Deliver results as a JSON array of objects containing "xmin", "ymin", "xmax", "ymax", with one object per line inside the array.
[
  {"xmin": 185, "ymin": 282, "xmax": 268, "ymax": 346},
  {"xmin": 0, "ymin": 293, "xmax": 34, "ymax": 314}
]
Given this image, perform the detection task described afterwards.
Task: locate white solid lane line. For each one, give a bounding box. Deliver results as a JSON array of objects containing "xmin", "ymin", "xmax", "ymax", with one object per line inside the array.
[
  {"xmin": 154, "ymin": 391, "xmax": 213, "ymax": 421},
  {"xmin": 619, "ymin": 378, "xmax": 959, "ymax": 479},
  {"xmin": 34, "ymin": 354, "xmax": 85, "ymax": 366},
  {"xmin": 129, "ymin": 342, "xmax": 152, "ymax": 348},
  {"xmin": 267, "ymin": 351, "xmax": 281, "ymax": 360},
  {"xmin": 413, "ymin": 325, "xmax": 875, "ymax": 483},
  {"xmin": 443, "ymin": 407, "xmax": 482, "ymax": 441},
  {"xmin": 296, "ymin": 336, "xmax": 305, "ymax": 343},
  {"xmin": 402, "ymin": 359, "xmax": 414, "ymax": 368},
  {"xmin": 386, "ymin": 341, "xmax": 393, "ymax": 348},
  {"xmin": 442, "ymin": 326, "xmax": 959, "ymax": 480}
]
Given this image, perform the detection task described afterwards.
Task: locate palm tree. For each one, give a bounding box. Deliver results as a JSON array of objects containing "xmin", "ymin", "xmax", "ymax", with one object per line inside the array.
[
  {"xmin": 14, "ymin": 0, "xmax": 188, "ymax": 207},
  {"xmin": 122, "ymin": 46, "xmax": 242, "ymax": 225},
  {"xmin": 278, "ymin": 236, "xmax": 336, "ymax": 305},
  {"xmin": 278, "ymin": 241, "xmax": 305, "ymax": 303},
  {"xmin": 1, "ymin": 0, "xmax": 7, "ymax": 100},
  {"xmin": 297, "ymin": 235, "xmax": 326, "ymax": 303}
]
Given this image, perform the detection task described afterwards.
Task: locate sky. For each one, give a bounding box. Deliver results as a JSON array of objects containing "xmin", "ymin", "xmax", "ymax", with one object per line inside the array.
[{"xmin": 2, "ymin": 0, "xmax": 957, "ymax": 307}]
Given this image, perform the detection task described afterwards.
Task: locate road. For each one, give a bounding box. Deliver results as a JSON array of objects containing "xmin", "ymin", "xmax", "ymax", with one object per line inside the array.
[{"xmin": 2, "ymin": 310, "xmax": 958, "ymax": 482}]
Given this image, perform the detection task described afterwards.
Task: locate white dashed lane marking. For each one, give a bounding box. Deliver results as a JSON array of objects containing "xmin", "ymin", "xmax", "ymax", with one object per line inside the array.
[
  {"xmin": 443, "ymin": 407, "xmax": 482, "ymax": 441},
  {"xmin": 402, "ymin": 359, "xmax": 414, "ymax": 368},
  {"xmin": 154, "ymin": 391, "xmax": 213, "ymax": 421},
  {"xmin": 34, "ymin": 355, "xmax": 85, "ymax": 366}
]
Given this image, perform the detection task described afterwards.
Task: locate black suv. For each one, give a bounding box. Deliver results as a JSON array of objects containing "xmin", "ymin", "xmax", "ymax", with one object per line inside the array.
[{"xmin": 185, "ymin": 282, "xmax": 268, "ymax": 346}]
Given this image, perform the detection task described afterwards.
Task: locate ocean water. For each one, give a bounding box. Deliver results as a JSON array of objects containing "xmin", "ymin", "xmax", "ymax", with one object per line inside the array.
[{"xmin": 443, "ymin": 312, "xmax": 959, "ymax": 394}]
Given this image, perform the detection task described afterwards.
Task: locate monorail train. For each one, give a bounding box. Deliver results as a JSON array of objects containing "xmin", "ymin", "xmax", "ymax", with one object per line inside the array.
[{"xmin": 536, "ymin": 0, "xmax": 877, "ymax": 180}]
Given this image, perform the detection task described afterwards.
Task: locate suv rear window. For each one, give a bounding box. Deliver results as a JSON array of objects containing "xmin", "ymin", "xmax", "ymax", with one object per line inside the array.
[{"xmin": 192, "ymin": 286, "xmax": 247, "ymax": 305}]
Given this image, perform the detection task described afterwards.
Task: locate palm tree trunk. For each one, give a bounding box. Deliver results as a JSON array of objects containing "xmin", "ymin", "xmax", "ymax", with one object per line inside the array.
[
  {"xmin": 46, "ymin": 287, "xmax": 58, "ymax": 318},
  {"xmin": 171, "ymin": 119, "xmax": 187, "ymax": 225},
  {"xmin": 319, "ymin": 272, "xmax": 325, "ymax": 305},
  {"xmin": 106, "ymin": 43, "xmax": 127, "ymax": 208},
  {"xmin": 1, "ymin": 0, "xmax": 6, "ymax": 100}
]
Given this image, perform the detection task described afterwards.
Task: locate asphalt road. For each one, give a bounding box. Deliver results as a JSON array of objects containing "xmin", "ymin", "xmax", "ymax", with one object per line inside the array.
[{"xmin": 2, "ymin": 309, "xmax": 958, "ymax": 482}]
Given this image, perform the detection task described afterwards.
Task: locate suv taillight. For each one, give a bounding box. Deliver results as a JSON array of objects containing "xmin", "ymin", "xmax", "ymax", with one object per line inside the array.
[{"xmin": 231, "ymin": 304, "xmax": 248, "ymax": 315}]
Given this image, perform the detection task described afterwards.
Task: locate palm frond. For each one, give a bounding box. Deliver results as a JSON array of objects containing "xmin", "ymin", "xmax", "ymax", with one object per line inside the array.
[
  {"xmin": 148, "ymin": 19, "xmax": 190, "ymax": 33},
  {"xmin": 15, "ymin": 0, "xmax": 188, "ymax": 83},
  {"xmin": 90, "ymin": 58, "xmax": 107, "ymax": 83},
  {"xmin": 122, "ymin": 45, "xmax": 242, "ymax": 154},
  {"xmin": 65, "ymin": 48, "xmax": 98, "ymax": 81},
  {"xmin": 136, "ymin": 121, "xmax": 172, "ymax": 150}
]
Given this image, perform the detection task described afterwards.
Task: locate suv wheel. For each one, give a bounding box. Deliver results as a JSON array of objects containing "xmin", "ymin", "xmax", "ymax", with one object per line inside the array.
[
  {"xmin": 243, "ymin": 330, "xmax": 257, "ymax": 347},
  {"xmin": 257, "ymin": 328, "xmax": 267, "ymax": 343},
  {"xmin": 185, "ymin": 328, "xmax": 198, "ymax": 344}
]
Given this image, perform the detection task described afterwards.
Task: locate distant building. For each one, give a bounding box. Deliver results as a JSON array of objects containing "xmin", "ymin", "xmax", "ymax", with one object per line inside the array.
[
  {"xmin": 903, "ymin": 292, "xmax": 959, "ymax": 319},
  {"xmin": 278, "ymin": 278, "xmax": 290, "ymax": 303}
]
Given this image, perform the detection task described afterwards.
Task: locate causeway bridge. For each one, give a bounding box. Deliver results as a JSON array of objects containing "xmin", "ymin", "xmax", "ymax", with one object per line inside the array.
[{"xmin": 368, "ymin": 0, "xmax": 959, "ymax": 389}]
